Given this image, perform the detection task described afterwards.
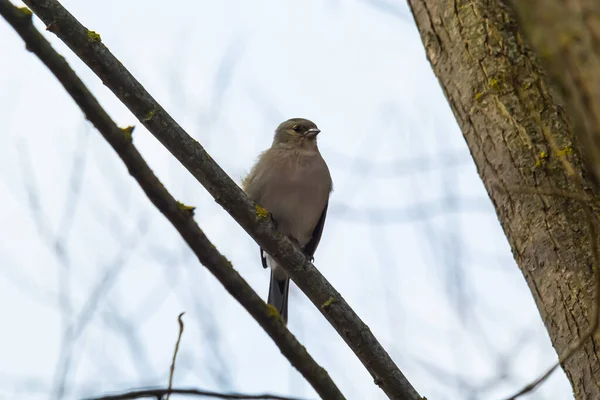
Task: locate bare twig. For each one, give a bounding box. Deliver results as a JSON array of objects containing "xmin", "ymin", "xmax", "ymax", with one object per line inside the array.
[
  {"xmin": 0, "ymin": 3, "xmax": 344, "ymax": 399},
  {"xmin": 83, "ymin": 387, "xmax": 307, "ymax": 400},
  {"xmin": 167, "ymin": 313, "xmax": 185, "ymax": 400},
  {"xmin": 17, "ymin": 1, "xmax": 422, "ymax": 397}
]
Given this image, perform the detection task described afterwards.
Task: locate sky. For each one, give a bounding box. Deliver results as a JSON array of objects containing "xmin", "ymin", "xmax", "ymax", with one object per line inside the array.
[{"xmin": 0, "ymin": 1, "xmax": 574, "ymax": 399}]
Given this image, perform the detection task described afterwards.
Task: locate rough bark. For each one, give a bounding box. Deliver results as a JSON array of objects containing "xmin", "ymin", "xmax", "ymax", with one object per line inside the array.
[
  {"xmin": 510, "ymin": 1, "xmax": 600, "ymax": 187},
  {"xmin": 407, "ymin": 0, "xmax": 600, "ymax": 398}
]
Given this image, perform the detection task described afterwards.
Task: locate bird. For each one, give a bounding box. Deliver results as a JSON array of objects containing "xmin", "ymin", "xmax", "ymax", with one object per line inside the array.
[{"xmin": 242, "ymin": 118, "xmax": 333, "ymax": 324}]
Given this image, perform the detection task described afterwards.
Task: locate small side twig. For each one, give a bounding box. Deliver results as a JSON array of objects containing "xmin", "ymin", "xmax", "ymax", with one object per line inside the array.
[{"xmin": 167, "ymin": 312, "xmax": 185, "ymax": 400}]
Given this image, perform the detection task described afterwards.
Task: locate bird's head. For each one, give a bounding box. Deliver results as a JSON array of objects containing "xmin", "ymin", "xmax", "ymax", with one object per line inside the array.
[{"xmin": 273, "ymin": 118, "xmax": 321, "ymax": 147}]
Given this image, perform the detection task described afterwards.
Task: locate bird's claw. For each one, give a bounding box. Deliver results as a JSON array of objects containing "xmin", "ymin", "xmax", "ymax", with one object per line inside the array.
[{"xmin": 285, "ymin": 235, "xmax": 314, "ymax": 262}]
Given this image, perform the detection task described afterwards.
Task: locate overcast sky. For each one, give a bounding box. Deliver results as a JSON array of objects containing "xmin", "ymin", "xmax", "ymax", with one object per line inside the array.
[{"xmin": 0, "ymin": 1, "xmax": 573, "ymax": 399}]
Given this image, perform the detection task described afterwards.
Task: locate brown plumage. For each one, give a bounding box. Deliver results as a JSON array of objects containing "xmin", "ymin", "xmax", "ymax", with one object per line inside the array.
[{"xmin": 242, "ymin": 118, "xmax": 333, "ymax": 324}]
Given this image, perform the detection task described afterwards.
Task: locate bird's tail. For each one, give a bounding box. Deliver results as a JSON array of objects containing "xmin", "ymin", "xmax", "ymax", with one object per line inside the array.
[{"xmin": 267, "ymin": 270, "xmax": 290, "ymax": 324}]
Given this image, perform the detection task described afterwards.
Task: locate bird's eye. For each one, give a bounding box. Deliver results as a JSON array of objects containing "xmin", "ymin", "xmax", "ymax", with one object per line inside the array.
[{"xmin": 292, "ymin": 125, "xmax": 300, "ymax": 132}]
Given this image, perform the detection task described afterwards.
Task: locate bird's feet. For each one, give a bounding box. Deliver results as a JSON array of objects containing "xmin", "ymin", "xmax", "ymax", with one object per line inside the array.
[{"xmin": 289, "ymin": 236, "xmax": 315, "ymax": 263}]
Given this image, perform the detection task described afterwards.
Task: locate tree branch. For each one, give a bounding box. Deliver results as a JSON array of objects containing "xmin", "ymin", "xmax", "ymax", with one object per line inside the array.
[
  {"xmin": 83, "ymin": 387, "xmax": 306, "ymax": 400},
  {"xmin": 0, "ymin": 2, "xmax": 344, "ymax": 399},
  {"xmin": 17, "ymin": 0, "xmax": 423, "ymax": 398}
]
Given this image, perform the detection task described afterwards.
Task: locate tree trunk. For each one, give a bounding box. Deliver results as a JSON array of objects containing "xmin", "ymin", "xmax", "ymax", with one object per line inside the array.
[
  {"xmin": 407, "ymin": 0, "xmax": 600, "ymax": 398},
  {"xmin": 509, "ymin": 0, "xmax": 600, "ymax": 188}
]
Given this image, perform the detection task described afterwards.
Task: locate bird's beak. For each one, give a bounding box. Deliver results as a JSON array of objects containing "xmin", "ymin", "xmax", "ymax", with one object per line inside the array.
[{"xmin": 305, "ymin": 128, "xmax": 321, "ymax": 138}]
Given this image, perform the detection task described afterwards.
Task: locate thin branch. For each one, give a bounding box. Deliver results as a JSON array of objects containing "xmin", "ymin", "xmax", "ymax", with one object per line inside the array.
[
  {"xmin": 327, "ymin": 149, "xmax": 470, "ymax": 178},
  {"xmin": 167, "ymin": 313, "xmax": 185, "ymax": 400},
  {"xmin": 83, "ymin": 387, "xmax": 307, "ymax": 400},
  {"xmin": 56, "ymin": 121, "xmax": 90, "ymax": 241},
  {"xmin": 16, "ymin": 141, "xmax": 76, "ymax": 399},
  {"xmin": 0, "ymin": 3, "xmax": 344, "ymax": 400},
  {"xmin": 330, "ymin": 196, "xmax": 491, "ymax": 225},
  {"xmin": 18, "ymin": 1, "xmax": 422, "ymax": 398}
]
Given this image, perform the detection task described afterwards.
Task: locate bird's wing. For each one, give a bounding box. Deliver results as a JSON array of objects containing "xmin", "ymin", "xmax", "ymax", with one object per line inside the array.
[
  {"xmin": 303, "ymin": 202, "xmax": 329, "ymax": 258},
  {"xmin": 261, "ymin": 202, "xmax": 329, "ymax": 268},
  {"xmin": 260, "ymin": 248, "xmax": 269, "ymax": 269}
]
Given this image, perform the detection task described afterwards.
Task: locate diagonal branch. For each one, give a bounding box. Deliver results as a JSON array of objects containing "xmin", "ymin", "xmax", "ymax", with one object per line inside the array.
[
  {"xmin": 17, "ymin": 1, "xmax": 422, "ymax": 398},
  {"xmin": 0, "ymin": 2, "xmax": 344, "ymax": 399}
]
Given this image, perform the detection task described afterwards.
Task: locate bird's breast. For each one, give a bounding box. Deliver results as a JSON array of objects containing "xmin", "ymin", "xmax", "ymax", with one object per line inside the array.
[{"xmin": 259, "ymin": 153, "xmax": 331, "ymax": 246}]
